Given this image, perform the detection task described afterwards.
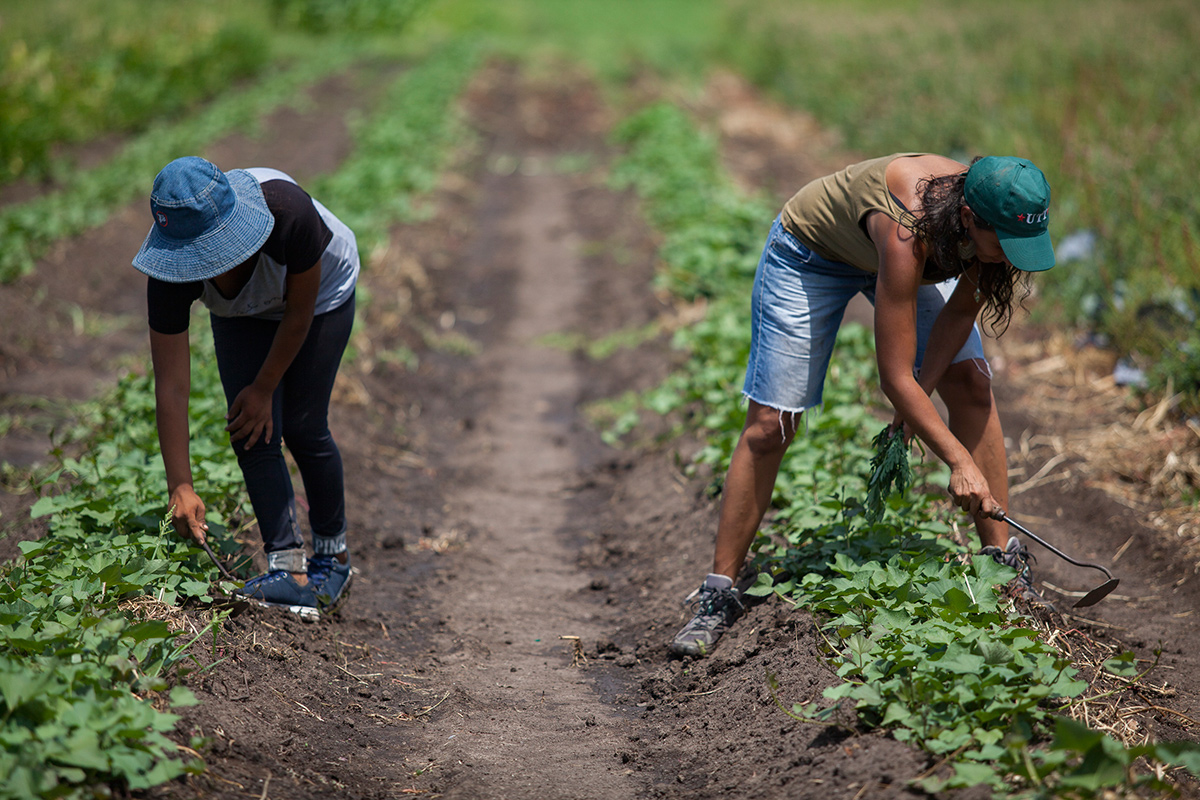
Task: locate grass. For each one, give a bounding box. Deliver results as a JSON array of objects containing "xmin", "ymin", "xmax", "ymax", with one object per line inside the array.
[
  {"xmin": 0, "ymin": 0, "xmax": 274, "ymax": 183},
  {"xmin": 0, "ymin": 0, "xmax": 435, "ymax": 188},
  {"xmin": 418, "ymin": 0, "xmax": 722, "ymax": 84},
  {"xmin": 0, "ymin": 54, "xmax": 358, "ymax": 282},
  {"xmin": 717, "ymin": 0, "xmax": 1200, "ymax": 406}
]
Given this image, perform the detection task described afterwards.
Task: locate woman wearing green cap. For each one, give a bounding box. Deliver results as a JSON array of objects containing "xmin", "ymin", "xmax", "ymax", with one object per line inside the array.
[
  {"xmin": 133, "ymin": 156, "xmax": 358, "ymax": 617},
  {"xmin": 671, "ymin": 153, "xmax": 1056, "ymax": 657}
]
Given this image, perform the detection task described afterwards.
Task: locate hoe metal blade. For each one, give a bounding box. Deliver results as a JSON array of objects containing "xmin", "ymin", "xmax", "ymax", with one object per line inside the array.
[
  {"xmin": 1072, "ymin": 578, "xmax": 1121, "ymax": 608},
  {"xmin": 994, "ymin": 511, "xmax": 1120, "ymax": 608}
]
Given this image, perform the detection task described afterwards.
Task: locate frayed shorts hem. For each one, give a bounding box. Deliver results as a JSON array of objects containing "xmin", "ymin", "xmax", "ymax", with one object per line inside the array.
[
  {"xmin": 741, "ymin": 391, "xmax": 812, "ymax": 417},
  {"xmin": 742, "ymin": 391, "xmax": 821, "ymax": 441},
  {"xmin": 742, "ymin": 216, "xmax": 987, "ymax": 413}
]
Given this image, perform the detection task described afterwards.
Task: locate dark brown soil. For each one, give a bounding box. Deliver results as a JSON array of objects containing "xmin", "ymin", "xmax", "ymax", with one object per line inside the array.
[{"xmin": 1, "ymin": 59, "xmax": 1198, "ymax": 800}]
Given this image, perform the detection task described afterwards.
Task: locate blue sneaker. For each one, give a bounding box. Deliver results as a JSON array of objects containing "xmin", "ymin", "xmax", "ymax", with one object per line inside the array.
[
  {"xmin": 308, "ymin": 555, "xmax": 352, "ymax": 612},
  {"xmin": 235, "ymin": 570, "xmax": 319, "ymax": 619}
]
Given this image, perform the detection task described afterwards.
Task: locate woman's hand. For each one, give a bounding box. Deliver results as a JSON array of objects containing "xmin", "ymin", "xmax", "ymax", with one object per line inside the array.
[
  {"xmin": 169, "ymin": 484, "xmax": 209, "ymax": 545},
  {"xmin": 947, "ymin": 460, "xmax": 1001, "ymax": 519},
  {"xmin": 226, "ymin": 383, "xmax": 274, "ymax": 448},
  {"xmin": 889, "ymin": 412, "xmax": 915, "ymax": 444},
  {"xmin": 224, "ymin": 264, "xmax": 321, "ymax": 450}
]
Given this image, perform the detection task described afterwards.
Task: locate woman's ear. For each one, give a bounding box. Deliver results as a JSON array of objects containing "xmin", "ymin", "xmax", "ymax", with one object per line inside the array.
[{"xmin": 960, "ymin": 205, "xmax": 975, "ymax": 229}]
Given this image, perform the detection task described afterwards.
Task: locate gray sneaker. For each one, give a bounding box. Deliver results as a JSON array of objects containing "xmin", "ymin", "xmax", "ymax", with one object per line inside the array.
[
  {"xmin": 670, "ymin": 583, "xmax": 744, "ymax": 657},
  {"xmin": 980, "ymin": 536, "xmax": 1055, "ymax": 611}
]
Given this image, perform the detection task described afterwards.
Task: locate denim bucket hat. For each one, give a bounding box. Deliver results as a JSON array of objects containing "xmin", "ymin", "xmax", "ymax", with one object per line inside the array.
[{"xmin": 132, "ymin": 157, "xmax": 274, "ymax": 283}]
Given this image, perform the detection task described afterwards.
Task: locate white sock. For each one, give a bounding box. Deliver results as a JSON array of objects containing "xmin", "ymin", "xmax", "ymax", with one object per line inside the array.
[{"xmin": 704, "ymin": 573, "xmax": 734, "ymax": 591}]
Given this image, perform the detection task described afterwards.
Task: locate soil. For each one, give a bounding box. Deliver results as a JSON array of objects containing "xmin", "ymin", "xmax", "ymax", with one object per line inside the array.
[{"xmin": 1, "ymin": 59, "xmax": 1198, "ymax": 800}]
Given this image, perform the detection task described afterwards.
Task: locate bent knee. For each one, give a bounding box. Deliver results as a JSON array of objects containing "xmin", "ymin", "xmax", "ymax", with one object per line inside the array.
[
  {"xmin": 279, "ymin": 423, "xmax": 334, "ymax": 454},
  {"xmin": 939, "ymin": 359, "xmax": 994, "ymax": 408},
  {"xmin": 741, "ymin": 406, "xmax": 799, "ymax": 455}
]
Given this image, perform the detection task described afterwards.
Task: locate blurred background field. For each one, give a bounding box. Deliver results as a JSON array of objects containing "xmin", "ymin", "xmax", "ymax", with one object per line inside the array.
[
  {"xmin": 434, "ymin": 0, "xmax": 1200, "ymax": 409},
  {"xmin": 710, "ymin": 0, "xmax": 1200, "ymax": 409},
  {"xmin": 2, "ymin": 0, "xmax": 1197, "ymax": 402},
  {"xmin": 0, "ymin": 0, "xmax": 272, "ymax": 183}
]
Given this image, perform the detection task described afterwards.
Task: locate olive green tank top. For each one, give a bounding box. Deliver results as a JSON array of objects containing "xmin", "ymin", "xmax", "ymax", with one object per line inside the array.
[{"xmin": 780, "ymin": 153, "xmax": 925, "ymax": 274}]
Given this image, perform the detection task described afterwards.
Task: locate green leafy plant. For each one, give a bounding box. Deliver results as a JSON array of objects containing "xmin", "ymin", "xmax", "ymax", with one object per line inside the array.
[
  {"xmin": 271, "ymin": 0, "xmax": 430, "ymax": 32},
  {"xmin": 865, "ymin": 424, "xmax": 911, "ymax": 524},
  {"xmin": 610, "ymin": 98, "xmax": 1200, "ymax": 796},
  {"xmin": 0, "ymin": 2, "xmax": 271, "ymax": 184},
  {"xmin": 0, "ymin": 52, "xmax": 358, "ymax": 283},
  {"xmin": 1, "ymin": 329, "xmax": 240, "ymax": 798},
  {"xmin": 314, "ymin": 39, "xmax": 480, "ymax": 258}
]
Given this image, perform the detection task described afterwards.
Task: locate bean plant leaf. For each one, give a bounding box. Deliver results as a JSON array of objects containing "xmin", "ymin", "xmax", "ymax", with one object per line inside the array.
[{"xmin": 1053, "ymin": 716, "xmax": 1106, "ymax": 752}]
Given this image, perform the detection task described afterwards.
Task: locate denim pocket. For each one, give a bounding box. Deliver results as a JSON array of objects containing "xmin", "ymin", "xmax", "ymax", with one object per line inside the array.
[{"xmin": 766, "ymin": 221, "xmax": 816, "ymax": 269}]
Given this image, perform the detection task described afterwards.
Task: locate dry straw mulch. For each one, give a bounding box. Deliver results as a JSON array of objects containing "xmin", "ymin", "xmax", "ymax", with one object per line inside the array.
[{"xmin": 998, "ymin": 330, "xmax": 1200, "ymax": 571}]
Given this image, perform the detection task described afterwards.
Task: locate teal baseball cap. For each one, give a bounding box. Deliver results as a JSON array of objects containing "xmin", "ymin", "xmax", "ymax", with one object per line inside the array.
[{"xmin": 964, "ymin": 156, "xmax": 1055, "ymax": 272}]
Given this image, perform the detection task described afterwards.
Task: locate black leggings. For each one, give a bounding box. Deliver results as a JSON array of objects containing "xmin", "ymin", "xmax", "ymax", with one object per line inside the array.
[{"xmin": 210, "ymin": 294, "xmax": 354, "ymax": 554}]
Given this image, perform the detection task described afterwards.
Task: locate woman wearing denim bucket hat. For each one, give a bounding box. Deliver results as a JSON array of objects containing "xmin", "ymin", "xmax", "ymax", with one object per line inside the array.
[
  {"xmin": 133, "ymin": 156, "xmax": 359, "ymax": 617},
  {"xmin": 672, "ymin": 153, "xmax": 1057, "ymax": 657}
]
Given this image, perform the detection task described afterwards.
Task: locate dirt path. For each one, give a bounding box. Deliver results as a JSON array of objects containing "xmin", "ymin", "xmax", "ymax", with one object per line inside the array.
[
  {"xmin": 3, "ymin": 60, "xmax": 1199, "ymax": 800},
  {"xmin": 405, "ymin": 160, "xmax": 639, "ymax": 797}
]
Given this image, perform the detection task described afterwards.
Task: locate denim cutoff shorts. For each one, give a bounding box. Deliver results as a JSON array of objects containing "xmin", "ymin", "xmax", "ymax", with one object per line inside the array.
[{"xmin": 743, "ymin": 216, "xmax": 987, "ymax": 413}]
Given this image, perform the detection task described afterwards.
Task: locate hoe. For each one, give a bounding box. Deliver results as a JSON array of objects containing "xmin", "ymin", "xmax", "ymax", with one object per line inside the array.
[{"xmin": 994, "ymin": 510, "xmax": 1120, "ymax": 608}]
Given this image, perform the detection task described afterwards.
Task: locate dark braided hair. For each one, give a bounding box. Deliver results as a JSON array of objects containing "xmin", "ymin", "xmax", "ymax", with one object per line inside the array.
[{"xmin": 909, "ymin": 157, "xmax": 1031, "ymax": 335}]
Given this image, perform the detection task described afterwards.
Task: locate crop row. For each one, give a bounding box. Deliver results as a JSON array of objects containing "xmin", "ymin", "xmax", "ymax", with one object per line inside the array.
[
  {"xmin": 0, "ymin": 46, "xmax": 375, "ymax": 284},
  {"xmin": 608, "ymin": 100, "xmax": 1200, "ymax": 796},
  {"xmin": 0, "ymin": 41, "xmax": 478, "ymax": 800},
  {"xmin": 0, "ymin": 1, "xmax": 270, "ymax": 185},
  {"xmin": 1, "ymin": 341, "xmax": 239, "ymax": 798}
]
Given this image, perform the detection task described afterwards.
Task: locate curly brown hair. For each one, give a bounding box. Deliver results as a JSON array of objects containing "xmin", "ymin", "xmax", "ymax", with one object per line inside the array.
[{"xmin": 909, "ymin": 158, "xmax": 1031, "ymax": 335}]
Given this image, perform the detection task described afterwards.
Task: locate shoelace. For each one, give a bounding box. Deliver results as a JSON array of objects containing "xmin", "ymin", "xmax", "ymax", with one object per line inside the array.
[
  {"xmin": 1006, "ymin": 544, "xmax": 1036, "ymax": 581},
  {"xmin": 243, "ymin": 571, "xmax": 288, "ymax": 590},
  {"xmin": 980, "ymin": 544, "xmax": 1050, "ymax": 605},
  {"xmin": 981, "ymin": 544, "xmax": 1035, "ymax": 573},
  {"xmin": 308, "ymin": 556, "xmax": 339, "ymax": 589},
  {"xmin": 1008, "ymin": 541, "xmax": 1035, "ymax": 565},
  {"xmin": 691, "ymin": 587, "xmax": 744, "ymax": 619}
]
